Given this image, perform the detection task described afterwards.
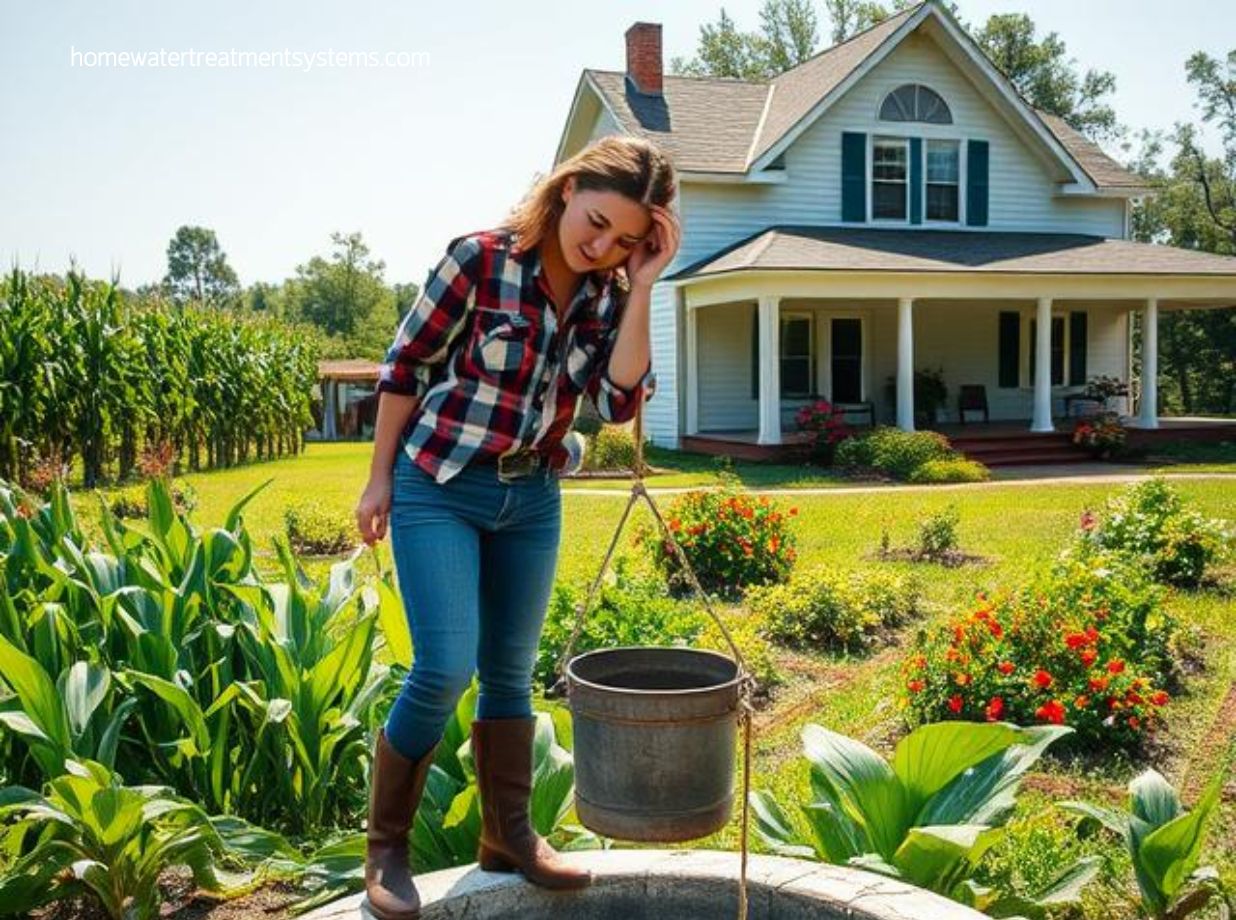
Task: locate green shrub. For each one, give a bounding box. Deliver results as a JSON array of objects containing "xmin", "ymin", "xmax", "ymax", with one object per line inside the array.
[
  {"xmin": 1077, "ymin": 477, "xmax": 1232, "ymax": 588},
  {"xmin": 284, "ymin": 502, "xmax": 355, "ymax": 555},
  {"xmin": 900, "ymin": 541, "xmax": 1175, "ymax": 749},
  {"xmin": 749, "ymin": 566, "xmax": 922, "ymax": 652},
  {"xmin": 834, "ymin": 427, "xmax": 959, "ymax": 480},
  {"xmin": 635, "ymin": 486, "xmax": 799, "ymax": 599},
  {"xmin": 907, "ymin": 457, "xmax": 990, "ymax": 483},
  {"xmin": 917, "ymin": 505, "xmax": 961, "ymax": 558},
  {"xmin": 570, "ymin": 414, "xmax": 603, "ymax": 436},
  {"xmin": 583, "ymin": 425, "xmax": 639, "ymax": 471},
  {"xmin": 105, "ymin": 479, "xmax": 198, "ymax": 519}
]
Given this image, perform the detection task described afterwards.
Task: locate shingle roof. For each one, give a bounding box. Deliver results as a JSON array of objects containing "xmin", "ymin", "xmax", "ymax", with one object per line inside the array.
[
  {"xmin": 586, "ymin": 4, "xmax": 1146, "ymax": 190},
  {"xmin": 587, "ymin": 70, "xmax": 768, "ymax": 173},
  {"xmin": 666, "ymin": 226, "xmax": 1236, "ymax": 278}
]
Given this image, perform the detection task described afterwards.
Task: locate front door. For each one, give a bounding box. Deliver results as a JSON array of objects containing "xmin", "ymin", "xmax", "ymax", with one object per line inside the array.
[{"xmin": 831, "ymin": 318, "xmax": 862, "ymax": 403}]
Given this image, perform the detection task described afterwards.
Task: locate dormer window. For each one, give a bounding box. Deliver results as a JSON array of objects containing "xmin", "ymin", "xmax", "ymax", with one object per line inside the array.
[{"xmin": 879, "ymin": 84, "xmax": 952, "ymax": 125}]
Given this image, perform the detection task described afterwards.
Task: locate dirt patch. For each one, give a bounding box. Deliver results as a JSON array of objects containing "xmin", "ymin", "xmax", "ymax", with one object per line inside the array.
[
  {"xmin": 869, "ymin": 547, "xmax": 991, "ymax": 568},
  {"xmin": 1181, "ymin": 679, "xmax": 1236, "ymax": 804}
]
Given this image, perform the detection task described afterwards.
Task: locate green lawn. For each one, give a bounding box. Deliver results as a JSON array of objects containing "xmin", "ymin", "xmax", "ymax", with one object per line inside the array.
[{"xmin": 68, "ymin": 441, "xmax": 1236, "ymax": 917}]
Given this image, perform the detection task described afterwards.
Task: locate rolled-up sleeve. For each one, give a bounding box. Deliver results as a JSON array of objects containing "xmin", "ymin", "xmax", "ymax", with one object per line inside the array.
[
  {"xmin": 587, "ymin": 334, "xmax": 657, "ymax": 425},
  {"xmin": 377, "ymin": 234, "xmax": 483, "ymax": 399}
]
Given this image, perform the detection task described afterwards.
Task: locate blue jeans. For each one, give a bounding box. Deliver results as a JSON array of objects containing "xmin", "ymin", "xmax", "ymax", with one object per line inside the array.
[{"xmin": 383, "ymin": 447, "xmax": 562, "ymax": 762}]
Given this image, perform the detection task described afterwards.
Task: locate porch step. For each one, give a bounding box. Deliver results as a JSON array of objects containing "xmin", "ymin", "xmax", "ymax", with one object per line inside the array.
[{"xmin": 947, "ymin": 432, "xmax": 1088, "ymax": 467}]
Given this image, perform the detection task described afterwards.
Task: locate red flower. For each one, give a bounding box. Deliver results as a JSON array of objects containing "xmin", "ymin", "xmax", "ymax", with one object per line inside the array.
[
  {"xmin": 1080, "ymin": 648, "xmax": 1098, "ymax": 667},
  {"xmin": 947, "ymin": 695, "xmax": 964, "ymax": 714},
  {"xmin": 669, "ymin": 518, "xmax": 682, "ymax": 532},
  {"xmin": 1127, "ymin": 716, "xmax": 1141, "ymax": 730},
  {"xmin": 985, "ymin": 697, "xmax": 1004, "ymax": 721},
  {"xmin": 1032, "ymin": 669, "xmax": 1054, "ymax": 690},
  {"xmin": 997, "ymin": 661, "xmax": 1016, "ymax": 676},
  {"xmin": 907, "ymin": 679, "xmax": 925, "ymax": 694},
  {"xmin": 988, "ymin": 621, "xmax": 1004, "ymax": 639},
  {"xmin": 1035, "ymin": 700, "xmax": 1066, "ymax": 724},
  {"xmin": 789, "ymin": 507, "xmax": 799, "ymax": 516},
  {"xmin": 1089, "ymin": 676, "xmax": 1110, "ymax": 692},
  {"xmin": 1107, "ymin": 659, "xmax": 1126, "ymax": 674},
  {"xmin": 1079, "ymin": 509, "xmax": 1097, "ymax": 531},
  {"xmin": 1085, "ymin": 625, "xmax": 1100, "ymax": 642},
  {"xmin": 1150, "ymin": 690, "xmax": 1170, "ymax": 706},
  {"xmin": 1065, "ymin": 632, "xmax": 1089, "ymax": 649}
]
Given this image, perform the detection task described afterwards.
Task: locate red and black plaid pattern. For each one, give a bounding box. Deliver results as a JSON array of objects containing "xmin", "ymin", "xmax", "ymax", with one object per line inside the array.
[{"xmin": 378, "ymin": 228, "xmax": 656, "ymax": 483}]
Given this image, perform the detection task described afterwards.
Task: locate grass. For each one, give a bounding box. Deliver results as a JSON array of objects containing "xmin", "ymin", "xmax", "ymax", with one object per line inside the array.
[{"xmin": 62, "ymin": 440, "xmax": 1236, "ymax": 918}]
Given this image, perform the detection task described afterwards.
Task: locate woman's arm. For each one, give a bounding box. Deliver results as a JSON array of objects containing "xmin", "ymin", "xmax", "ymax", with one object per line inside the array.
[{"xmin": 356, "ymin": 392, "xmax": 417, "ymax": 546}]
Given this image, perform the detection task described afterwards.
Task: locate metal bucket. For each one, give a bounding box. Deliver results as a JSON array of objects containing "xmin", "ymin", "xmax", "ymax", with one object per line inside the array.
[{"xmin": 566, "ymin": 646, "xmax": 743, "ymax": 842}]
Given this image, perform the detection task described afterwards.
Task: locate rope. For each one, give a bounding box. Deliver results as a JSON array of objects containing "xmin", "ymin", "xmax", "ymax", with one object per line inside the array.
[{"xmin": 553, "ymin": 399, "xmax": 756, "ymax": 920}]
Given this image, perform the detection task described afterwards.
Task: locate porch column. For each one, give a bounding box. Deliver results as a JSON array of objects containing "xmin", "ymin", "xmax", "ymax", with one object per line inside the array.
[
  {"xmin": 1137, "ymin": 297, "xmax": 1159, "ymax": 429},
  {"xmin": 896, "ymin": 297, "xmax": 914, "ymax": 431},
  {"xmin": 1030, "ymin": 296, "xmax": 1054, "ymax": 432},
  {"xmin": 323, "ymin": 379, "xmax": 337, "ymax": 440},
  {"xmin": 757, "ymin": 295, "xmax": 781, "ymax": 445},
  {"xmin": 685, "ymin": 304, "xmax": 700, "ymax": 436}
]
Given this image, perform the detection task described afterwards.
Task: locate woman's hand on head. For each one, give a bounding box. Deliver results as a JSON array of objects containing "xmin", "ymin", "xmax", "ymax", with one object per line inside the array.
[
  {"xmin": 355, "ymin": 475, "xmax": 392, "ymax": 546},
  {"xmin": 625, "ymin": 203, "xmax": 681, "ymax": 290}
]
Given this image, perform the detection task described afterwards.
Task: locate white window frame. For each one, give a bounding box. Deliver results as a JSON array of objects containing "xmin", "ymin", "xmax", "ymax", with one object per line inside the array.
[
  {"xmin": 868, "ymin": 135, "xmax": 911, "ymax": 224},
  {"xmin": 924, "ymin": 138, "xmax": 964, "ymax": 226},
  {"xmin": 779, "ymin": 310, "xmax": 815, "ymax": 399}
]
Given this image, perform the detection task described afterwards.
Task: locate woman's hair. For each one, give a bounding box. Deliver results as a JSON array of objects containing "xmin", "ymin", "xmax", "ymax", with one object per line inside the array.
[{"xmin": 499, "ymin": 135, "xmax": 676, "ymax": 253}]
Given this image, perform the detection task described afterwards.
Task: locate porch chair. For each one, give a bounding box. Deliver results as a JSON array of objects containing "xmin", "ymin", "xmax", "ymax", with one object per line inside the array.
[{"xmin": 957, "ymin": 385, "xmax": 989, "ymax": 424}]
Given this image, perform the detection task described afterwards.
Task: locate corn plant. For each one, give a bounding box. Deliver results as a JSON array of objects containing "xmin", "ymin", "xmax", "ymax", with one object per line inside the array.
[
  {"xmin": 750, "ymin": 720, "xmax": 1101, "ymax": 917},
  {"xmin": 1062, "ymin": 767, "xmax": 1232, "ymax": 919}
]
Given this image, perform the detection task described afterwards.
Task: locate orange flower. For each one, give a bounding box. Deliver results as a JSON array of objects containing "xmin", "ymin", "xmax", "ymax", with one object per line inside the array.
[
  {"xmin": 997, "ymin": 661, "xmax": 1016, "ymax": 676},
  {"xmin": 1073, "ymin": 695, "xmax": 1090, "ymax": 709},
  {"xmin": 1032, "ymin": 669, "xmax": 1053, "ymax": 690},
  {"xmin": 1089, "ymin": 676, "xmax": 1109, "ymax": 692},
  {"xmin": 1080, "ymin": 648, "xmax": 1098, "ymax": 667},
  {"xmin": 955, "ymin": 672, "xmax": 972, "ymax": 687},
  {"xmin": 1107, "ymin": 659, "xmax": 1126, "ymax": 674},
  {"xmin": 1035, "ymin": 700, "xmax": 1066, "ymax": 724},
  {"xmin": 1150, "ymin": 690, "xmax": 1170, "ymax": 706},
  {"xmin": 907, "ymin": 679, "xmax": 925, "ymax": 694}
]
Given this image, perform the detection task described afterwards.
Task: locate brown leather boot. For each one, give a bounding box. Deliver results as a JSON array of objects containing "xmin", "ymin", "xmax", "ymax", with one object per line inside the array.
[
  {"xmin": 363, "ymin": 729, "xmax": 438, "ymax": 920},
  {"xmin": 471, "ymin": 716, "xmax": 592, "ymax": 889}
]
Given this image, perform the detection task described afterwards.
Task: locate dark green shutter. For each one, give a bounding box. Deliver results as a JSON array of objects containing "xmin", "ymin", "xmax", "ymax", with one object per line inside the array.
[
  {"xmin": 842, "ymin": 132, "xmax": 866, "ymax": 222},
  {"xmin": 1069, "ymin": 311, "xmax": 1087, "ymax": 386},
  {"xmin": 910, "ymin": 137, "xmax": 922, "ymax": 225},
  {"xmin": 998, "ymin": 311, "xmax": 1019, "ymax": 388},
  {"xmin": 967, "ymin": 139, "xmax": 989, "ymax": 226},
  {"xmin": 751, "ymin": 304, "xmax": 759, "ymax": 399}
]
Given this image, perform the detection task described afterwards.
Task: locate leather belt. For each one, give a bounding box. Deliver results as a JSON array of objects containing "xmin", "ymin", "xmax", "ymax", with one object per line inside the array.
[{"xmin": 481, "ymin": 448, "xmax": 550, "ymax": 481}]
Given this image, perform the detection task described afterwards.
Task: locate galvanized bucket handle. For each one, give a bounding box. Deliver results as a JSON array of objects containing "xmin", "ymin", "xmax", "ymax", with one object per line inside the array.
[
  {"xmin": 551, "ymin": 399, "xmax": 757, "ymax": 698},
  {"xmin": 552, "ymin": 398, "xmax": 758, "ymax": 920}
]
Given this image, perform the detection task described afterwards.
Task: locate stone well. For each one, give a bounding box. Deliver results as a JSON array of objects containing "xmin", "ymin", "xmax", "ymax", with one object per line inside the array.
[{"xmin": 302, "ymin": 848, "xmax": 984, "ymax": 919}]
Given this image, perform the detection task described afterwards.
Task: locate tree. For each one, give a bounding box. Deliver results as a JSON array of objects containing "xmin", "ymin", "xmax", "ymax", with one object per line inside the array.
[
  {"xmin": 1127, "ymin": 49, "xmax": 1236, "ymax": 414},
  {"xmin": 284, "ymin": 231, "xmax": 392, "ymax": 340},
  {"xmin": 671, "ymin": 1, "xmax": 819, "ymax": 80},
  {"xmin": 973, "ymin": 14, "xmax": 1118, "ymax": 142},
  {"xmin": 821, "ymin": 0, "xmax": 916, "ymax": 45},
  {"xmin": 162, "ymin": 226, "xmax": 240, "ymax": 307}
]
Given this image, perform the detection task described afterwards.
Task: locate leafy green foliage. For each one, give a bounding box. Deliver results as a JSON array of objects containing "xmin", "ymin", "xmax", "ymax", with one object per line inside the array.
[
  {"xmin": 834, "ymin": 427, "xmax": 961, "ymax": 480},
  {"xmin": 750, "ymin": 720, "xmax": 1099, "ymax": 916},
  {"xmin": 1076, "ymin": 477, "xmax": 1233, "ymax": 588},
  {"xmin": 747, "ymin": 565, "xmax": 921, "ymax": 652},
  {"xmin": 1062, "ymin": 766, "xmax": 1233, "ymax": 919}
]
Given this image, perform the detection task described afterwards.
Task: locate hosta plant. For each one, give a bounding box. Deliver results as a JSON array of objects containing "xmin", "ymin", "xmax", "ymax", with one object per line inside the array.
[
  {"xmin": 750, "ymin": 720, "xmax": 1100, "ymax": 917},
  {"xmin": 0, "ymin": 758, "xmax": 255, "ymax": 919},
  {"xmin": 1062, "ymin": 767, "xmax": 1232, "ymax": 920}
]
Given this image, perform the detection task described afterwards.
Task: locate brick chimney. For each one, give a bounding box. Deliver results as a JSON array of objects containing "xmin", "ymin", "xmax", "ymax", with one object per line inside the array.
[{"xmin": 625, "ymin": 22, "xmax": 662, "ymax": 95}]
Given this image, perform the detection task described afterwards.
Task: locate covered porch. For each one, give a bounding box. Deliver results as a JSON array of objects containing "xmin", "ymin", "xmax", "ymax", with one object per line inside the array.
[{"xmin": 666, "ymin": 227, "xmax": 1236, "ymax": 453}]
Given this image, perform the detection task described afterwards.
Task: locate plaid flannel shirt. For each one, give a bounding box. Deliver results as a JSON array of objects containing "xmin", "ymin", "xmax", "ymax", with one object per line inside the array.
[{"xmin": 377, "ymin": 228, "xmax": 657, "ymax": 484}]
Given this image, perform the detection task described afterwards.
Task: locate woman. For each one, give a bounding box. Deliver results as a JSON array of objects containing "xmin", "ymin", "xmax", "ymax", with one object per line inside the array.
[{"xmin": 354, "ymin": 135, "xmax": 680, "ymax": 920}]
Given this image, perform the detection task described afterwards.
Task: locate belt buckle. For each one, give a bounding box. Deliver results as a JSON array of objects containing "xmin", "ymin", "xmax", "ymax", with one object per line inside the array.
[{"xmin": 497, "ymin": 449, "xmax": 539, "ymax": 482}]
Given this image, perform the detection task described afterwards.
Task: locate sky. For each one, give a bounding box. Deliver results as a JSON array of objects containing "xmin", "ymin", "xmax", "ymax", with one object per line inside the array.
[{"xmin": 2, "ymin": 0, "xmax": 1233, "ymax": 290}]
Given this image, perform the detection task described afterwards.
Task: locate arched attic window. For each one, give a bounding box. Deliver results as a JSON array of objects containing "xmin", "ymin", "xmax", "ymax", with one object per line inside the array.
[{"xmin": 879, "ymin": 84, "xmax": 952, "ymax": 124}]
